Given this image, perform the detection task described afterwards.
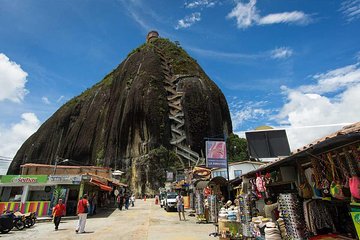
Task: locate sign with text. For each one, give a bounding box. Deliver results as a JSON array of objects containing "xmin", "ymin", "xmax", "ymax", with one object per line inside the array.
[
  {"xmin": 48, "ymin": 175, "xmax": 82, "ymax": 184},
  {"xmin": 206, "ymin": 141, "xmax": 227, "ymax": 168},
  {"xmin": 0, "ymin": 175, "xmax": 48, "ymax": 184}
]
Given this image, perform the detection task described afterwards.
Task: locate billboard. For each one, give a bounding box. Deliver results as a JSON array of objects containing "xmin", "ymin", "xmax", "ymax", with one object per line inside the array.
[
  {"xmin": 245, "ymin": 129, "xmax": 291, "ymax": 159},
  {"xmin": 206, "ymin": 141, "xmax": 227, "ymax": 168}
]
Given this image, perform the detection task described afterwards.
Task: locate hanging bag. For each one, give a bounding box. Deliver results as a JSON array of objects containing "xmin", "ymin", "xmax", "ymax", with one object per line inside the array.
[
  {"xmin": 299, "ymin": 167, "xmax": 313, "ymax": 199},
  {"xmin": 349, "ymin": 176, "xmax": 360, "ymax": 200},
  {"xmin": 327, "ymin": 153, "xmax": 346, "ymax": 200},
  {"xmin": 256, "ymin": 173, "xmax": 266, "ymax": 193}
]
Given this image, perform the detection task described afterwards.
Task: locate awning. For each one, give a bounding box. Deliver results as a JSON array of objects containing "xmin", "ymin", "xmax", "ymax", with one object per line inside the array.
[
  {"xmin": 89, "ymin": 178, "xmax": 112, "ymax": 192},
  {"xmin": 208, "ymin": 176, "xmax": 227, "ymax": 186}
]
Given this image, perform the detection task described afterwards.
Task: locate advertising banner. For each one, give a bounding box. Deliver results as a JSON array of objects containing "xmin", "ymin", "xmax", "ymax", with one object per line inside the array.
[
  {"xmin": 0, "ymin": 175, "xmax": 48, "ymax": 184},
  {"xmin": 206, "ymin": 141, "xmax": 227, "ymax": 168}
]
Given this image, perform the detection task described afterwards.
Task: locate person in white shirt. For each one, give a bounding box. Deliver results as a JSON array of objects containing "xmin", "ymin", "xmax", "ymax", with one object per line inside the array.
[
  {"xmin": 130, "ymin": 194, "xmax": 135, "ymax": 207},
  {"xmin": 176, "ymin": 192, "xmax": 186, "ymax": 221}
]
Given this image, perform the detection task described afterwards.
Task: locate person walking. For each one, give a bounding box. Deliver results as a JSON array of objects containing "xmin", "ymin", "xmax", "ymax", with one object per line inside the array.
[
  {"xmin": 176, "ymin": 192, "xmax": 186, "ymax": 221},
  {"xmin": 130, "ymin": 194, "xmax": 135, "ymax": 207},
  {"xmin": 125, "ymin": 193, "xmax": 130, "ymax": 210},
  {"xmin": 76, "ymin": 194, "xmax": 89, "ymax": 234},
  {"xmin": 89, "ymin": 193, "xmax": 97, "ymax": 215},
  {"xmin": 117, "ymin": 194, "xmax": 121, "ymax": 210},
  {"xmin": 52, "ymin": 199, "xmax": 66, "ymax": 231},
  {"xmin": 117, "ymin": 193, "xmax": 124, "ymax": 210}
]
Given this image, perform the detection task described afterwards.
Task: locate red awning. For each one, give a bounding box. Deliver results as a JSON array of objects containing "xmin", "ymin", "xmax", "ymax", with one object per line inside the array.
[
  {"xmin": 99, "ymin": 184, "xmax": 112, "ymax": 191},
  {"xmin": 89, "ymin": 178, "xmax": 112, "ymax": 192}
]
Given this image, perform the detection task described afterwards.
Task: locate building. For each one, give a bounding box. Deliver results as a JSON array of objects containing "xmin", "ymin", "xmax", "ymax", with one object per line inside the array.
[
  {"xmin": 0, "ymin": 164, "xmax": 127, "ymax": 217},
  {"xmin": 211, "ymin": 161, "xmax": 264, "ymax": 180}
]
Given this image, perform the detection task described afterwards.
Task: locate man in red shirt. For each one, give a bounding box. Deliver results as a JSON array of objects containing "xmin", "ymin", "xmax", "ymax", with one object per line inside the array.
[
  {"xmin": 76, "ymin": 194, "xmax": 89, "ymax": 234},
  {"xmin": 52, "ymin": 199, "xmax": 66, "ymax": 230}
]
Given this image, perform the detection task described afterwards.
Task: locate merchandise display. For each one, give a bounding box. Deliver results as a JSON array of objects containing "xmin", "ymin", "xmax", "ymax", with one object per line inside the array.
[
  {"xmin": 278, "ymin": 193, "xmax": 308, "ymax": 239},
  {"xmin": 208, "ymin": 195, "xmax": 218, "ymax": 223}
]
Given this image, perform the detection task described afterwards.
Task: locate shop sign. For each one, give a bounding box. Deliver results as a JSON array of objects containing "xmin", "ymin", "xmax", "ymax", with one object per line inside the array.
[
  {"xmin": 205, "ymin": 141, "xmax": 227, "ymax": 168},
  {"xmin": 48, "ymin": 175, "xmax": 82, "ymax": 184},
  {"xmin": 0, "ymin": 175, "xmax": 48, "ymax": 184}
]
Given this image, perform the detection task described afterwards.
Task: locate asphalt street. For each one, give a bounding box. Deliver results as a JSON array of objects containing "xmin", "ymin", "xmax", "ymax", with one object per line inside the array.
[{"xmin": 0, "ymin": 199, "xmax": 215, "ymax": 240}]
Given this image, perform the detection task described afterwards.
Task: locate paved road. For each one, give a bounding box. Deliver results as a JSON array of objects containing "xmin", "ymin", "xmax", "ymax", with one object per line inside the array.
[{"xmin": 0, "ymin": 199, "xmax": 215, "ymax": 240}]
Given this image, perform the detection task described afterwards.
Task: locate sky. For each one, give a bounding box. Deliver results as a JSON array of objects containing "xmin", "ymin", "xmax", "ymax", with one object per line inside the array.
[{"xmin": 0, "ymin": 0, "xmax": 360, "ymax": 174}]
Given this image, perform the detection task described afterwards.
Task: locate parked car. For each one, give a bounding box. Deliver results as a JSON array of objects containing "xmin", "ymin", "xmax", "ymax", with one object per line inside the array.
[{"xmin": 164, "ymin": 192, "xmax": 177, "ymax": 212}]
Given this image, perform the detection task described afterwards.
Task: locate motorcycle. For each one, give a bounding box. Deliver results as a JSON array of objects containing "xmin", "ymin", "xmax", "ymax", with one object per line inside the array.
[
  {"xmin": 0, "ymin": 213, "xmax": 14, "ymax": 234},
  {"xmin": 23, "ymin": 212, "xmax": 36, "ymax": 227},
  {"xmin": 13, "ymin": 212, "xmax": 26, "ymax": 230}
]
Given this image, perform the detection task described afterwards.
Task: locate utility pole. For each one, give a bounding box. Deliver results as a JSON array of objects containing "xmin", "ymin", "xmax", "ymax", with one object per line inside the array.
[{"xmin": 224, "ymin": 133, "xmax": 231, "ymax": 200}]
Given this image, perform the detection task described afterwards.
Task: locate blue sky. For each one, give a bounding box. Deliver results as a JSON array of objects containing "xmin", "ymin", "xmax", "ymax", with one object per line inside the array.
[{"xmin": 1, "ymin": 0, "xmax": 360, "ymax": 173}]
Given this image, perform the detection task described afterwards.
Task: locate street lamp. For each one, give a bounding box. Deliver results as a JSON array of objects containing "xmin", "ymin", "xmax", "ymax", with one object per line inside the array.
[{"xmin": 53, "ymin": 157, "xmax": 69, "ymax": 175}]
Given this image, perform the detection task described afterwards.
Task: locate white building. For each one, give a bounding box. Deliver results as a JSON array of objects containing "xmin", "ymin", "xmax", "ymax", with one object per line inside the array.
[{"xmin": 211, "ymin": 161, "xmax": 264, "ymax": 180}]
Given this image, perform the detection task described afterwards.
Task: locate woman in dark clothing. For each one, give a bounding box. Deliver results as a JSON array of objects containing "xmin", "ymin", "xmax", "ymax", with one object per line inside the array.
[
  {"xmin": 117, "ymin": 194, "xmax": 124, "ymax": 210},
  {"xmin": 125, "ymin": 194, "xmax": 130, "ymax": 210}
]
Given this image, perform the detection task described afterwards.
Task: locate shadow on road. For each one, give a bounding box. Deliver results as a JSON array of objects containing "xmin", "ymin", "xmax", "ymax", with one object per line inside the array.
[{"xmin": 87, "ymin": 207, "xmax": 117, "ymax": 219}]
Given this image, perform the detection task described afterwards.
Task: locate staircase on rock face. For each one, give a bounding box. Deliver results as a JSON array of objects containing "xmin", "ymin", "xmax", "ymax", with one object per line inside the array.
[{"xmin": 153, "ymin": 45, "xmax": 201, "ymax": 167}]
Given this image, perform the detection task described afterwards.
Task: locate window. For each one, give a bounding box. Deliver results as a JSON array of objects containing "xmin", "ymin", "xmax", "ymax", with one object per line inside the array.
[
  {"xmin": 212, "ymin": 171, "xmax": 227, "ymax": 178},
  {"xmin": 234, "ymin": 170, "xmax": 242, "ymax": 178}
]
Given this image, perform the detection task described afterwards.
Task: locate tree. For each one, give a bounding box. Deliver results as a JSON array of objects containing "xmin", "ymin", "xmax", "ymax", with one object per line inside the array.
[{"xmin": 226, "ymin": 133, "xmax": 248, "ymax": 162}]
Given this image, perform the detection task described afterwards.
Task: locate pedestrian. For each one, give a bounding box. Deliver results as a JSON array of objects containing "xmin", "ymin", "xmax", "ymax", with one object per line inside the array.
[
  {"xmin": 117, "ymin": 194, "xmax": 121, "ymax": 210},
  {"xmin": 176, "ymin": 192, "xmax": 186, "ymax": 221},
  {"xmin": 125, "ymin": 193, "xmax": 130, "ymax": 210},
  {"xmin": 89, "ymin": 193, "xmax": 97, "ymax": 215},
  {"xmin": 117, "ymin": 193, "xmax": 124, "ymax": 210},
  {"xmin": 92, "ymin": 193, "xmax": 97, "ymax": 215},
  {"xmin": 76, "ymin": 194, "xmax": 89, "ymax": 234},
  {"xmin": 130, "ymin": 194, "xmax": 135, "ymax": 207},
  {"xmin": 52, "ymin": 198, "xmax": 66, "ymax": 231}
]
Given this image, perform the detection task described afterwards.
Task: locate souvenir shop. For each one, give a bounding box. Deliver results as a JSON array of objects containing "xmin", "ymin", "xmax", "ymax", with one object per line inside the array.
[
  {"xmin": 234, "ymin": 124, "xmax": 360, "ymax": 240},
  {"xmin": 209, "ymin": 123, "xmax": 360, "ymax": 240},
  {"xmin": 193, "ymin": 176, "xmax": 230, "ymax": 224}
]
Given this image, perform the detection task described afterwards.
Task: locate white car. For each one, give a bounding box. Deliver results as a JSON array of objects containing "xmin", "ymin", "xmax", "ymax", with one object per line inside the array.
[{"xmin": 164, "ymin": 192, "xmax": 177, "ymax": 212}]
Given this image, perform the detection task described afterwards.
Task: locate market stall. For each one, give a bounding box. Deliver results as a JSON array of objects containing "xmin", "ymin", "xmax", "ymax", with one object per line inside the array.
[
  {"xmin": 236, "ymin": 123, "xmax": 360, "ymax": 240},
  {"xmin": 194, "ymin": 180, "xmax": 209, "ymax": 223}
]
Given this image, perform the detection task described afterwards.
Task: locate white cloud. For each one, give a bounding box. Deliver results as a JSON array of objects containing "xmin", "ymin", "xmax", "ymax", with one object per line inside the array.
[
  {"xmin": 185, "ymin": 0, "xmax": 217, "ymax": 9},
  {"xmin": 230, "ymin": 100, "xmax": 272, "ymax": 130},
  {"xmin": 41, "ymin": 96, "xmax": 51, "ymax": 105},
  {"xmin": 176, "ymin": 12, "xmax": 201, "ymax": 29},
  {"xmin": 340, "ymin": 0, "xmax": 360, "ymax": 22},
  {"xmin": 189, "ymin": 46, "xmax": 293, "ymax": 61},
  {"xmin": 298, "ymin": 63, "xmax": 360, "ymax": 94},
  {"xmin": 227, "ymin": 0, "xmax": 258, "ymax": 29},
  {"xmin": 0, "ymin": 113, "xmax": 41, "ymax": 174},
  {"xmin": 356, "ymin": 51, "xmax": 360, "ymax": 61},
  {"xmin": 258, "ymin": 11, "xmax": 311, "ymax": 25},
  {"xmin": 57, "ymin": 95, "xmax": 65, "ymax": 103},
  {"xmin": 270, "ymin": 47, "xmax": 293, "ymax": 59},
  {"xmin": 0, "ymin": 53, "xmax": 29, "ymax": 102},
  {"xmin": 227, "ymin": 0, "xmax": 311, "ymax": 29},
  {"xmin": 276, "ymin": 59, "xmax": 360, "ymax": 150}
]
